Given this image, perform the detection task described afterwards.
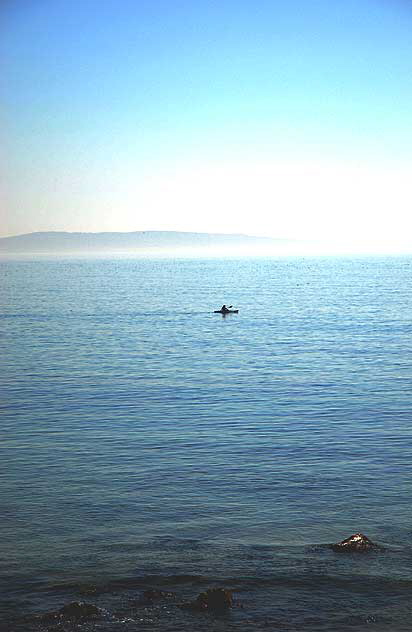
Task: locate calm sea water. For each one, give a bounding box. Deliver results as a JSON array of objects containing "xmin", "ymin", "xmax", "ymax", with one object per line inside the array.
[{"xmin": 1, "ymin": 256, "xmax": 412, "ymax": 631}]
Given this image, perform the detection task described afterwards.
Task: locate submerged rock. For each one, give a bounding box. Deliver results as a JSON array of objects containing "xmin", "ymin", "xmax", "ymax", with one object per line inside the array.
[
  {"xmin": 182, "ymin": 588, "xmax": 233, "ymax": 612},
  {"xmin": 332, "ymin": 533, "xmax": 378, "ymax": 553},
  {"xmin": 40, "ymin": 601, "xmax": 101, "ymax": 625},
  {"xmin": 57, "ymin": 601, "xmax": 101, "ymax": 620},
  {"xmin": 76, "ymin": 583, "xmax": 99, "ymax": 596},
  {"xmin": 142, "ymin": 589, "xmax": 175, "ymax": 602}
]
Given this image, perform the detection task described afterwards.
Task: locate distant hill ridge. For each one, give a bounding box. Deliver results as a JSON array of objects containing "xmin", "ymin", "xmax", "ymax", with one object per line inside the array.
[{"xmin": 0, "ymin": 230, "xmax": 293, "ymax": 254}]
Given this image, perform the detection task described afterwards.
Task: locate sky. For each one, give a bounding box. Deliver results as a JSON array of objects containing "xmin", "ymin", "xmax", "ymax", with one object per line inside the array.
[{"xmin": 2, "ymin": 0, "xmax": 412, "ymax": 252}]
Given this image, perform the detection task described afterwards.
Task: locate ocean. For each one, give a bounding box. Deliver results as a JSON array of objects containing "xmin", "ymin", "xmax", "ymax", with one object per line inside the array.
[{"xmin": 1, "ymin": 256, "xmax": 412, "ymax": 631}]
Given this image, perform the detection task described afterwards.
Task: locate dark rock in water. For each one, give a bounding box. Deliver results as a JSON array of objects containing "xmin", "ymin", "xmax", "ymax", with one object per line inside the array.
[
  {"xmin": 57, "ymin": 601, "xmax": 101, "ymax": 620},
  {"xmin": 142, "ymin": 589, "xmax": 175, "ymax": 602},
  {"xmin": 197, "ymin": 588, "xmax": 233, "ymax": 611},
  {"xmin": 182, "ymin": 588, "xmax": 233, "ymax": 612},
  {"xmin": 332, "ymin": 533, "xmax": 378, "ymax": 552},
  {"xmin": 40, "ymin": 601, "xmax": 101, "ymax": 625}
]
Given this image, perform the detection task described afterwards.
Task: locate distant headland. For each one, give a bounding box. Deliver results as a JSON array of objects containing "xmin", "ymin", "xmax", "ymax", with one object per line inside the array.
[{"xmin": 0, "ymin": 230, "xmax": 308, "ymax": 256}]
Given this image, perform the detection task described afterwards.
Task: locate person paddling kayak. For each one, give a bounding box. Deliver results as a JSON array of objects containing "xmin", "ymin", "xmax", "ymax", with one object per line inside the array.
[
  {"xmin": 214, "ymin": 304, "xmax": 238, "ymax": 313},
  {"xmin": 213, "ymin": 305, "xmax": 239, "ymax": 313}
]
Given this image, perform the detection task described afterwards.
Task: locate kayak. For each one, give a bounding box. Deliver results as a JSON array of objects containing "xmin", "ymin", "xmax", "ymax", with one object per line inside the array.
[{"xmin": 214, "ymin": 309, "xmax": 239, "ymax": 313}]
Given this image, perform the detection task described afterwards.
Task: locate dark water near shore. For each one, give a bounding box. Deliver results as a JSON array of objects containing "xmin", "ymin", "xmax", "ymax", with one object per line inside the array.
[{"xmin": 1, "ymin": 256, "xmax": 412, "ymax": 631}]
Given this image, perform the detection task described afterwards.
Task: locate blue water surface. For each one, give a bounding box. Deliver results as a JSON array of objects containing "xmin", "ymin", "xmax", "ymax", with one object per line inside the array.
[{"xmin": 1, "ymin": 256, "xmax": 412, "ymax": 631}]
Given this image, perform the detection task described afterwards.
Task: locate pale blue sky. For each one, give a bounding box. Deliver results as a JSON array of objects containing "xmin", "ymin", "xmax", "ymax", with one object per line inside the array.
[{"xmin": 2, "ymin": 0, "xmax": 412, "ymax": 250}]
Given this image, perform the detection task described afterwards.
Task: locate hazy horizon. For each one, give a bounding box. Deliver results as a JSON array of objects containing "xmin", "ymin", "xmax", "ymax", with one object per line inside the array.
[
  {"xmin": 3, "ymin": 1, "xmax": 412, "ymax": 253},
  {"xmin": 1, "ymin": 228, "xmax": 411, "ymax": 258}
]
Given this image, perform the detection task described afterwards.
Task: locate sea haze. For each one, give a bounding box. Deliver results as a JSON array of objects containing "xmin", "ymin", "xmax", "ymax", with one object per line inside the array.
[
  {"xmin": 1, "ymin": 256, "xmax": 412, "ymax": 631},
  {"xmin": 0, "ymin": 230, "xmax": 300, "ymax": 257}
]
